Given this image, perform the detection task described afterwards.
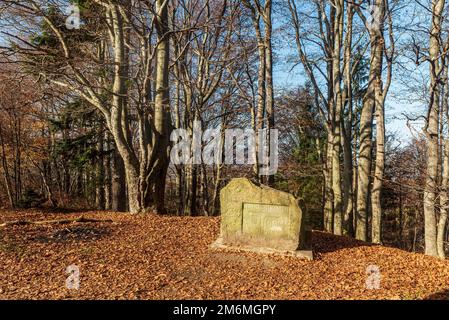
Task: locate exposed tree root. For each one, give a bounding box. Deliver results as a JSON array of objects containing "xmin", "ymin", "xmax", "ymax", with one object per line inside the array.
[{"xmin": 0, "ymin": 216, "xmax": 113, "ymax": 228}]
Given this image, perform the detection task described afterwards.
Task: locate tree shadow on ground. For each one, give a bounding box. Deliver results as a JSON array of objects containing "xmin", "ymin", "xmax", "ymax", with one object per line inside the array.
[
  {"xmin": 31, "ymin": 225, "xmax": 112, "ymax": 243},
  {"xmin": 423, "ymin": 290, "xmax": 449, "ymax": 300},
  {"xmin": 36, "ymin": 207, "xmax": 98, "ymax": 214},
  {"xmin": 312, "ymin": 231, "xmax": 376, "ymax": 255}
]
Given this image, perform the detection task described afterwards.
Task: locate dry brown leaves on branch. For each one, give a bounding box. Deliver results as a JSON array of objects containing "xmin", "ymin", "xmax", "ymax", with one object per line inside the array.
[{"xmin": 0, "ymin": 209, "xmax": 448, "ymax": 300}]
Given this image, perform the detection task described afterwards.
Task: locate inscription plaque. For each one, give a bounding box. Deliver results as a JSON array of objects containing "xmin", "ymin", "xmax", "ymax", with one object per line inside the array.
[{"xmin": 242, "ymin": 203, "xmax": 290, "ymax": 239}]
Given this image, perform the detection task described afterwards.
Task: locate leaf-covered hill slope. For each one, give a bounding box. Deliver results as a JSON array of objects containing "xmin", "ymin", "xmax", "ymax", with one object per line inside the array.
[{"xmin": 0, "ymin": 210, "xmax": 448, "ymax": 300}]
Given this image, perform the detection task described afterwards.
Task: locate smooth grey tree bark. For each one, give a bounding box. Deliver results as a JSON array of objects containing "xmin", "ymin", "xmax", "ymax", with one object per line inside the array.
[
  {"xmin": 355, "ymin": 0, "xmax": 385, "ymax": 241},
  {"xmin": 111, "ymin": 148, "xmax": 127, "ymax": 212},
  {"xmin": 423, "ymin": 0, "xmax": 445, "ymax": 257}
]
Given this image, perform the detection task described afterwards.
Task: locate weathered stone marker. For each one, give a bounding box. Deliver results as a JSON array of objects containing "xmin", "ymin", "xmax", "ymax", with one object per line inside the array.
[{"xmin": 211, "ymin": 178, "xmax": 312, "ymax": 260}]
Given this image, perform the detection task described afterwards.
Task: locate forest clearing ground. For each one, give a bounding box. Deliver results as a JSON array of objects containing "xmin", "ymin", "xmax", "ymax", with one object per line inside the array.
[{"xmin": 0, "ymin": 209, "xmax": 448, "ymax": 300}]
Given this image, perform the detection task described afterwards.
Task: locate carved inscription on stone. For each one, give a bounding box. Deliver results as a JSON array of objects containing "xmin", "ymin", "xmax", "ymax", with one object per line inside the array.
[{"xmin": 242, "ymin": 203, "xmax": 290, "ymax": 239}]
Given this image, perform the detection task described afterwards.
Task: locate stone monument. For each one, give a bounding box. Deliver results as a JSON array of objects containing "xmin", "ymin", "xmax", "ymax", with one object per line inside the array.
[{"xmin": 211, "ymin": 178, "xmax": 312, "ymax": 260}]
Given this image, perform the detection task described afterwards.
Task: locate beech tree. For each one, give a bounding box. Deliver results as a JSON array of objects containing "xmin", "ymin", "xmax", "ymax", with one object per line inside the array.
[{"xmin": 422, "ymin": 0, "xmax": 446, "ymax": 257}]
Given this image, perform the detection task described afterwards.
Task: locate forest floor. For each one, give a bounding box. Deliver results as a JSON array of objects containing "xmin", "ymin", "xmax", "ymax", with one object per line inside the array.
[{"xmin": 0, "ymin": 209, "xmax": 449, "ymax": 300}]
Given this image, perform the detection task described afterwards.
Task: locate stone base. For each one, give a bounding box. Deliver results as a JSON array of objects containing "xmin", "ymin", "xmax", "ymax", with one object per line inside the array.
[{"xmin": 210, "ymin": 237, "xmax": 313, "ymax": 260}]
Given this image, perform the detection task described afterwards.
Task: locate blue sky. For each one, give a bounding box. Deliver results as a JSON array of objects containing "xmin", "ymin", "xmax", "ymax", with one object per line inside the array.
[
  {"xmin": 272, "ymin": 44, "xmax": 426, "ymax": 146},
  {"xmin": 273, "ymin": 62, "xmax": 420, "ymax": 144},
  {"xmin": 270, "ymin": 0, "xmax": 434, "ymax": 146}
]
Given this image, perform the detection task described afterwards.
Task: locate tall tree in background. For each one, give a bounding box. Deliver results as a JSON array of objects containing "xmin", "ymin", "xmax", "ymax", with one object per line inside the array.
[
  {"xmin": 354, "ymin": 0, "xmax": 394, "ymax": 243},
  {"xmin": 423, "ymin": 0, "xmax": 446, "ymax": 257},
  {"xmin": 355, "ymin": 0, "xmax": 385, "ymax": 241},
  {"xmin": 148, "ymin": 0, "xmax": 171, "ymax": 214},
  {"xmin": 287, "ymin": 0, "xmax": 359, "ymax": 235},
  {"xmin": 371, "ymin": 0, "xmax": 394, "ymax": 244},
  {"xmin": 242, "ymin": 0, "xmax": 275, "ymax": 185},
  {"xmin": 287, "ymin": 0, "xmax": 336, "ymax": 233},
  {"xmin": 330, "ymin": 0, "xmax": 344, "ymax": 235}
]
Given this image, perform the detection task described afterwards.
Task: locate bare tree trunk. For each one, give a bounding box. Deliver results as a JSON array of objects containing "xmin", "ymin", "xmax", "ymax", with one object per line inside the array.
[
  {"xmin": 356, "ymin": 89, "xmax": 374, "ymax": 241},
  {"xmin": 37, "ymin": 164, "xmax": 57, "ymax": 208},
  {"xmin": 437, "ymin": 54, "xmax": 449, "ymax": 258},
  {"xmin": 342, "ymin": 119, "xmax": 354, "ymax": 236},
  {"xmin": 104, "ymin": 134, "xmax": 112, "ymax": 210},
  {"xmin": 352, "ymin": 135, "xmax": 358, "ymax": 233},
  {"xmin": 324, "ymin": 130, "xmax": 334, "ymax": 232},
  {"xmin": 201, "ymin": 163, "xmax": 210, "ymax": 215},
  {"xmin": 372, "ymin": 97, "xmax": 385, "ymax": 244},
  {"xmin": 243, "ymin": 0, "xmax": 266, "ymax": 182},
  {"xmin": 423, "ymin": 0, "xmax": 445, "ymax": 257},
  {"xmin": 173, "ymin": 51, "xmax": 183, "ymax": 215},
  {"xmin": 13, "ymin": 115, "xmax": 22, "ymax": 203},
  {"xmin": 190, "ymin": 166, "xmax": 198, "ymax": 216},
  {"xmin": 356, "ymin": 0, "xmax": 384, "ymax": 241},
  {"xmin": 212, "ymin": 164, "xmax": 223, "ymax": 215},
  {"xmin": 185, "ymin": 116, "xmax": 199, "ymax": 216},
  {"xmin": 112, "ymin": 148, "xmax": 127, "ymax": 212},
  {"xmin": 145, "ymin": 0, "xmax": 171, "ymax": 214},
  {"xmin": 287, "ymin": 0, "xmax": 336, "ymax": 233},
  {"xmin": 0, "ymin": 123, "xmax": 15, "ymax": 208},
  {"xmin": 212, "ymin": 123, "xmax": 225, "ymax": 215},
  {"xmin": 341, "ymin": 1, "xmax": 354, "ymax": 236},
  {"xmin": 264, "ymin": 0, "xmax": 275, "ymax": 186},
  {"xmin": 331, "ymin": 0, "xmax": 344, "ymax": 235},
  {"xmin": 438, "ymin": 139, "xmax": 449, "ymax": 258},
  {"xmin": 371, "ymin": 0, "xmax": 392, "ymax": 245},
  {"xmin": 254, "ymin": 31, "xmax": 266, "ymax": 182},
  {"xmin": 108, "ymin": 3, "xmax": 141, "ymax": 213},
  {"xmin": 95, "ymin": 123, "xmax": 105, "ymax": 210}
]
